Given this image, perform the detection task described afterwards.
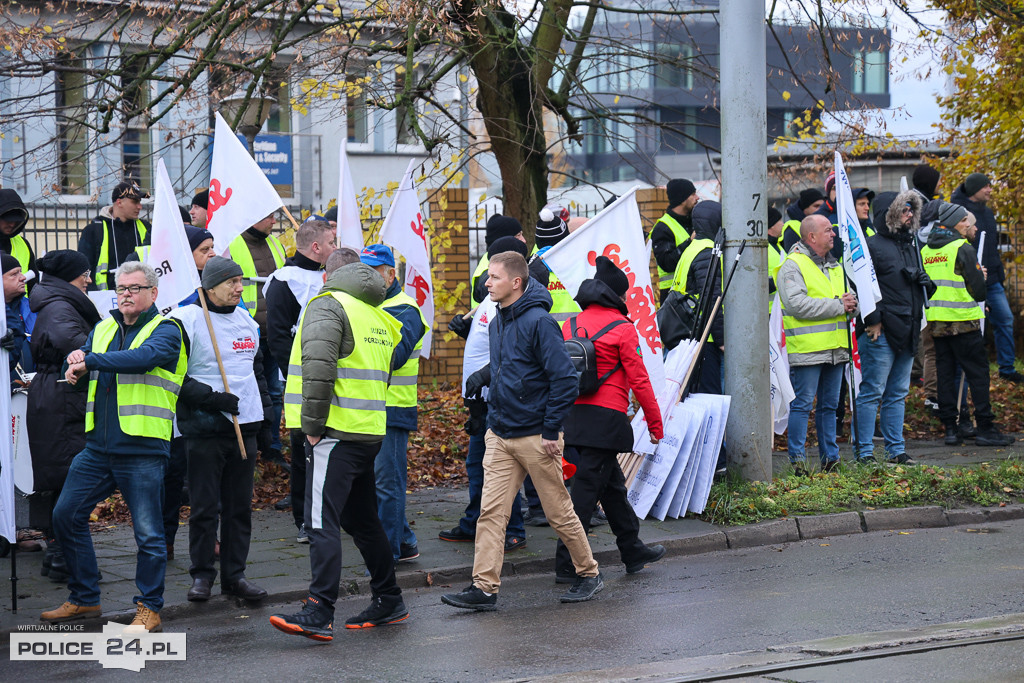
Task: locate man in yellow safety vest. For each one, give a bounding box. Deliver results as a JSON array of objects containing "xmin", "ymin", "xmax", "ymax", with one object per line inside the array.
[
  {"xmin": 42, "ymin": 262, "xmax": 185, "ymax": 634},
  {"xmin": 77, "ymin": 182, "xmax": 151, "ymax": 291},
  {"xmin": 650, "ymin": 179, "xmax": 698, "ymax": 303},
  {"xmin": 777, "ymin": 215, "xmax": 857, "ymax": 476},
  {"xmin": 0, "ymin": 188, "xmax": 36, "ymax": 279},
  {"xmin": 269, "ymin": 261, "xmax": 408, "ymax": 641}
]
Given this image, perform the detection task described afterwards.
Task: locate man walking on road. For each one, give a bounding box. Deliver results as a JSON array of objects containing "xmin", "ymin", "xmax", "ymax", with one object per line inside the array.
[
  {"xmin": 269, "ymin": 262, "xmax": 408, "ymax": 641},
  {"xmin": 442, "ymin": 252, "xmax": 603, "ymax": 611},
  {"xmin": 42, "ymin": 262, "xmax": 186, "ymax": 633}
]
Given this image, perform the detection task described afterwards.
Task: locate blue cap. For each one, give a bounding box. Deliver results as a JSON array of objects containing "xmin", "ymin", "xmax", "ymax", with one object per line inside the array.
[{"xmin": 360, "ymin": 244, "xmax": 395, "ymax": 268}]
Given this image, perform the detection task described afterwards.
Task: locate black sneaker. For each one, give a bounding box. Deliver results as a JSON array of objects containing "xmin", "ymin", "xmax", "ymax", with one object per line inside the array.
[
  {"xmin": 524, "ymin": 508, "xmax": 549, "ymax": 527},
  {"xmin": 296, "ymin": 524, "xmax": 309, "ymax": 543},
  {"xmin": 269, "ymin": 596, "xmax": 333, "ymax": 641},
  {"xmin": 398, "ymin": 543, "xmax": 419, "ymax": 562},
  {"xmin": 441, "ymin": 585, "xmax": 498, "ymax": 611},
  {"xmin": 821, "ymin": 459, "xmax": 841, "ymax": 473},
  {"xmin": 959, "ymin": 417, "xmax": 977, "ymax": 439},
  {"xmin": 589, "ymin": 508, "xmax": 608, "ymax": 527},
  {"xmin": 887, "ymin": 454, "xmax": 918, "ymax": 466},
  {"xmin": 944, "ymin": 426, "xmax": 963, "ymax": 446},
  {"xmin": 560, "ymin": 573, "xmax": 604, "ymax": 603},
  {"xmin": 792, "ymin": 463, "xmax": 809, "ymax": 477},
  {"xmin": 344, "ymin": 595, "xmax": 409, "ymax": 629},
  {"xmin": 976, "ymin": 426, "xmax": 1015, "ymax": 447},
  {"xmin": 438, "ymin": 526, "xmax": 475, "ymax": 543},
  {"xmin": 625, "ymin": 544, "xmax": 666, "ymax": 574},
  {"xmin": 503, "ymin": 537, "xmax": 527, "ymax": 552},
  {"xmin": 1000, "ymin": 371, "xmax": 1024, "ymax": 384}
]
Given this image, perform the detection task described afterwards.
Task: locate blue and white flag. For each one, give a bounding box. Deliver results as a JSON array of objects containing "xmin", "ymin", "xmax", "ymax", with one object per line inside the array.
[{"xmin": 834, "ymin": 151, "xmax": 882, "ymax": 318}]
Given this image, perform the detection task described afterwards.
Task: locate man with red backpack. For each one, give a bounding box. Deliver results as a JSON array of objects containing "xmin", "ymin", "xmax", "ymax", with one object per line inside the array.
[{"xmin": 555, "ymin": 256, "xmax": 666, "ymax": 583}]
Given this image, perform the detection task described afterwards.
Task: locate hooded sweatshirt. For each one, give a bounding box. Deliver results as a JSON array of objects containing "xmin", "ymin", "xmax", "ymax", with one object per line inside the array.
[
  {"xmin": 861, "ymin": 190, "xmax": 935, "ymax": 354},
  {"xmin": 0, "ymin": 189, "xmax": 36, "ymax": 276},
  {"xmin": 298, "ymin": 262, "xmax": 392, "ymax": 442},
  {"xmin": 487, "ymin": 277, "xmax": 578, "ymax": 441}
]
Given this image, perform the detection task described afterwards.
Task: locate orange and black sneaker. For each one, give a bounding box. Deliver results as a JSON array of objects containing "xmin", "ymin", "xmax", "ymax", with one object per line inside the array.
[
  {"xmin": 269, "ymin": 596, "xmax": 333, "ymax": 642},
  {"xmin": 344, "ymin": 595, "xmax": 409, "ymax": 629}
]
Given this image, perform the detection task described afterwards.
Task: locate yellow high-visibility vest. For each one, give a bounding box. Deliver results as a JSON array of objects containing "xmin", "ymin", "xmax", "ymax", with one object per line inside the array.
[
  {"xmin": 382, "ymin": 290, "xmax": 427, "ymax": 409},
  {"xmin": 781, "ymin": 252, "xmax": 849, "ymax": 355},
  {"xmin": 922, "ymin": 239, "xmax": 984, "ymax": 323}
]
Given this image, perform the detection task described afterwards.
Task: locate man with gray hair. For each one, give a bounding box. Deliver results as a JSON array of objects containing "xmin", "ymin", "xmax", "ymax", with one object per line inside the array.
[
  {"xmin": 42, "ymin": 262, "xmax": 186, "ymax": 633},
  {"xmin": 265, "ymin": 220, "xmax": 337, "ymax": 541}
]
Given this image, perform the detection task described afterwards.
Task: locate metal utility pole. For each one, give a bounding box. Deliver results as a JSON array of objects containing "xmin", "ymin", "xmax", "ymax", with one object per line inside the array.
[{"xmin": 720, "ymin": 0, "xmax": 772, "ymax": 482}]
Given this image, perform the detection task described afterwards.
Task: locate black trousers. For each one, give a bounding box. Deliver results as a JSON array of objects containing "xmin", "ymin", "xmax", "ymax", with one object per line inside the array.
[
  {"xmin": 290, "ymin": 428, "xmax": 307, "ymax": 529},
  {"xmin": 162, "ymin": 437, "xmax": 188, "ymax": 545},
  {"xmin": 186, "ymin": 434, "xmax": 257, "ymax": 584},
  {"xmin": 555, "ymin": 446, "xmax": 646, "ymax": 577},
  {"xmin": 305, "ymin": 437, "xmax": 400, "ymax": 611},
  {"xmin": 934, "ymin": 330, "xmax": 994, "ymax": 428}
]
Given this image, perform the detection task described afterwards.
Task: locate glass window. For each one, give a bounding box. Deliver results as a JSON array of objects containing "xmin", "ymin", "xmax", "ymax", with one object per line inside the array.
[
  {"xmin": 120, "ymin": 53, "xmax": 151, "ymax": 189},
  {"xmin": 655, "ymin": 43, "xmax": 694, "ymax": 90},
  {"xmin": 852, "ymin": 50, "xmax": 888, "ymax": 95},
  {"xmin": 266, "ymin": 74, "xmax": 291, "ymax": 133},
  {"xmin": 56, "ymin": 56, "xmax": 88, "ymax": 195},
  {"xmin": 346, "ymin": 71, "xmax": 370, "ymax": 144}
]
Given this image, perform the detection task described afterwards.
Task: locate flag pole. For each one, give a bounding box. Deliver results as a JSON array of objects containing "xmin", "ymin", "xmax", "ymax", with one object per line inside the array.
[
  {"xmin": 842, "ymin": 270, "xmax": 858, "ymax": 453},
  {"xmin": 197, "ymin": 287, "xmax": 247, "ymax": 460}
]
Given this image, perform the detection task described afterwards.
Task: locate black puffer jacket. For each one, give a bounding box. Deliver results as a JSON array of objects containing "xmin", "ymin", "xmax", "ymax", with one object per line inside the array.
[
  {"xmin": 683, "ymin": 201, "xmax": 724, "ymax": 344},
  {"xmin": 862, "ymin": 191, "xmax": 935, "ymax": 354},
  {"xmin": 25, "ymin": 276, "xmax": 102, "ymax": 492}
]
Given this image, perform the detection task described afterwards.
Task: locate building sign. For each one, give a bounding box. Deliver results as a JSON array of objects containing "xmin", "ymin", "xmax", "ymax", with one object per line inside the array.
[{"xmin": 235, "ymin": 133, "xmax": 293, "ymax": 186}]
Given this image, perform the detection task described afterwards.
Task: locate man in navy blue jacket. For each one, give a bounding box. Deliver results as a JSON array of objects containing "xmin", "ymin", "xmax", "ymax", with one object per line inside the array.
[
  {"xmin": 42, "ymin": 262, "xmax": 184, "ymax": 633},
  {"xmin": 442, "ymin": 251, "xmax": 603, "ymax": 611}
]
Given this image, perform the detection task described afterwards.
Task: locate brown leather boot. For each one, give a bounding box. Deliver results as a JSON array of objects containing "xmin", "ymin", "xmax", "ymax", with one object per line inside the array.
[
  {"xmin": 40, "ymin": 601, "xmax": 102, "ymax": 623},
  {"xmin": 125, "ymin": 602, "xmax": 162, "ymax": 633}
]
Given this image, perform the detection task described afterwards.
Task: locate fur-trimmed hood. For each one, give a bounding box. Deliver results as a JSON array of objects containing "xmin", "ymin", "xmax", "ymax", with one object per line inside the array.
[{"xmin": 883, "ymin": 189, "xmax": 922, "ymax": 234}]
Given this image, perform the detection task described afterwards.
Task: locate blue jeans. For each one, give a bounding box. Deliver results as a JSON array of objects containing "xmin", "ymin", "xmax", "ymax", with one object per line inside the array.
[
  {"xmin": 375, "ymin": 427, "xmax": 416, "ymax": 560},
  {"xmin": 460, "ymin": 430, "xmax": 526, "ymax": 541},
  {"xmin": 787, "ymin": 363, "xmax": 844, "ymax": 465},
  {"xmin": 261, "ymin": 350, "xmax": 284, "ymax": 452},
  {"xmin": 53, "ymin": 448, "xmax": 167, "ymax": 611},
  {"xmin": 986, "ymin": 282, "xmax": 1017, "ymax": 375},
  {"xmin": 853, "ymin": 333, "xmax": 914, "ymax": 461}
]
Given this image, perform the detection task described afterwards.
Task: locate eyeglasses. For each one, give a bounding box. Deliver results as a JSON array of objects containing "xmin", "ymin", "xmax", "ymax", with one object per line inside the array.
[
  {"xmin": 902, "ymin": 206, "xmax": 914, "ymax": 214},
  {"xmin": 115, "ymin": 284, "xmax": 154, "ymax": 295}
]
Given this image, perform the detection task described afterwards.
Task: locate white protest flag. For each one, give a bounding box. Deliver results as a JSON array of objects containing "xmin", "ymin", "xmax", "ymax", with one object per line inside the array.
[
  {"xmin": 768, "ymin": 293, "xmax": 794, "ymax": 434},
  {"xmin": 379, "ymin": 159, "xmax": 434, "ymax": 357},
  {"xmin": 540, "ymin": 187, "xmax": 665, "ymax": 392},
  {"xmin": 0, "ymin": 301, "xmax": 12, "ymax": 544},
  {"xmin": 337, "ymin": 138, "xmax": 363, "ymax": 249},
  {"xmin": 207, "ymin": 112, "xmax": 284, "ymax": 252},
  {"xmin": 148, "ymin": 158, "xmax": 202, "ymax": 315},
  {"xmin": 834, "ymin": 150, "xmax": 882, "ymax": 317}
]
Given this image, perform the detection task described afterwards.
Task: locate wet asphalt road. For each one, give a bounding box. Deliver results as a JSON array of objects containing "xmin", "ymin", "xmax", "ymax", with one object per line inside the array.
[{"xmin": 5, "ymin": 519, "xmax": 1024, "ymax": 681}]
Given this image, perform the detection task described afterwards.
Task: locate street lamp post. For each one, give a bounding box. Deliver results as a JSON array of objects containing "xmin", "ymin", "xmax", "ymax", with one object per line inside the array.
[{"xmin": 218, "ymin": 89, "xmax": 276, "ymax": 157}]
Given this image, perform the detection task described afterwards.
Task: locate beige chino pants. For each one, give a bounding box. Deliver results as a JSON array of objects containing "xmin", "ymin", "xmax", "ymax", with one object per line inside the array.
[{"xmin": 472, "ymin": 430, "xmax": 599, "ymax": 594}]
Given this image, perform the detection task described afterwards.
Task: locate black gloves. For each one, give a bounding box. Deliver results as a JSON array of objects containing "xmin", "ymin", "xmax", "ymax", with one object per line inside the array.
[
  {"xmin": 464, "ymin": 398, "xmax": 487, "ymax": 436},
  {"xmin": 465, "ymin": 365, "xmax": 491, "ymax": 399},
  {"xmin": 447, "ymin": 314, "xmax": 472, "ymax": 339},
  {"xmin": 256, "ymin": 423, "xmax": 274, "ymax": 457},
  {"xmin": 203, "ymin": 391, "xmax": 240, "ymax": 416},
  {"xmin": 0, "ymin": 329, "xmax": 16, "ymax": 352}
]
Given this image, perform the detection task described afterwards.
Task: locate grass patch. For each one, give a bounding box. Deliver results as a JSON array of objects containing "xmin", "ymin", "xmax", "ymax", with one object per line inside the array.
[{"xmin": 701, "ymin": 459, "xmax": 1024, "ymax": 526}]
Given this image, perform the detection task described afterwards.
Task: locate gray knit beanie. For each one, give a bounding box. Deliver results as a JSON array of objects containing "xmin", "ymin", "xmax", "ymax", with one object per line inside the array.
[
  {"xmin": 937, "ymin": 202, "xmax": 968, "ymax": 229},
  {"xmin": 201, "ymin": 255, "xmax": 243, "ymax": 290}
]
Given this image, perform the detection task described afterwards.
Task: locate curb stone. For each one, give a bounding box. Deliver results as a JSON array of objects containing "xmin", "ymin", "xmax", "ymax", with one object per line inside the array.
[
  {"xmin": 724, "ymin": 519, "xmax": 800, "ymax": 548},
  {"xmin": 862, "ymin": 505, "xmax": 947, "ymax": 531},
  {"xmin": 794, "ymin": 512, "xmax": 863, "ymax": 539}
]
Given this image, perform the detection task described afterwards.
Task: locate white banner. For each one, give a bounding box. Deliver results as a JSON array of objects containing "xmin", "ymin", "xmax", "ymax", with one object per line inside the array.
[
  {"xmin": 834, "ymin": 151, "xmax": 881, "ymax": 318},
  {"xmin": 148, "ymin": 158, "xmax": 202, "ymax": 315},
  {"xmin": 768, "ymin": 293, "xmax": 794, "ymax": 434},
  {"xmin": 206, "ymin": 112, "xmax": 284, "ymax": 253},
  {"xmin": 379, "ymin": 160, "xmax": 434, "ymax": 357},
  {"xmin": 539, "ymin": 187, "xmax": 665, "ymax": 392},
  {"xmin": 0, "ymin": 301, "xmax": 13, "ymax": 543},
  {"xmin": 337, "ymin": 138, "xmax": 363, "ymax": 249}
]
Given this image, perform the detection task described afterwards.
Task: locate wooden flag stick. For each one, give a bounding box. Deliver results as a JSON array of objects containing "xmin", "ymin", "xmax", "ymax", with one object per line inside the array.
[
  {"xmin": 281, "ymin": 206, "xmax": 302, "ymax": 232},
  {"xmin": 197, "ymin": 287, "xmax": 247, "ymax": 459}
]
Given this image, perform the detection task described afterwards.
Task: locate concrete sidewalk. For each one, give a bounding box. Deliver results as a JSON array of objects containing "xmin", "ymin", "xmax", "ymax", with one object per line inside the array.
[{"xmin": 1, "ymin": 437, "xmax": 1021, "ymax": 631}]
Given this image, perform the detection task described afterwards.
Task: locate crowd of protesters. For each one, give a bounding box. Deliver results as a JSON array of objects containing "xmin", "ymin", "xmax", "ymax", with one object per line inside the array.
[{"xmin": 1, "ymin": 158, "xmax": 1020, "ymax": 639}]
